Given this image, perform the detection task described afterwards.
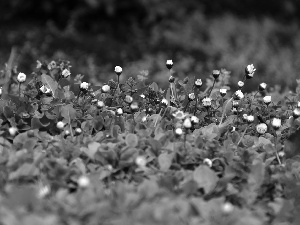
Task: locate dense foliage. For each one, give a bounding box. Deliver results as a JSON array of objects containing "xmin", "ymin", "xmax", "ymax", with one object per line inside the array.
[{"xmin": 1, "ymin": 59, "xmax": 300, "ymax": 224}]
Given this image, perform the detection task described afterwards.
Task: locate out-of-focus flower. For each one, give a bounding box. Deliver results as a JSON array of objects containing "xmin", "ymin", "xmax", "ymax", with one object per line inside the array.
[
  {"xmin": 57, "ymin": 121, "xmax": 65, "ymax": 130},
  {"xmin": 78, "ymin": 175, "xmax": 90, "ymax": 188},
  {"xmin": 191, "ymin": 115, "xmax": 199, "ymax": 124},
  {"xmin": 135, "ymin": 156, "xmax": 147, "ymax": 168},
  {"xmin": 183, "ymin": 117, "xmax": 192, "ymax": 129},
  {"xmin": 173, "ymin": 110, "xmax": 186, "ymax": 120},
  {"xmin": 175, "ymin": 127, "xmax": 183, "ymax": 136},
  {"xmin": 8, "ymin": 127, "xmax": 18, "ymax": 136},
  {"xmin": 293, "ymin": 108, "xmax": 300, "ymax": 118},
  {"xmin": 203, "ymin": 158, "xmax": 212, "ymax": 167}
]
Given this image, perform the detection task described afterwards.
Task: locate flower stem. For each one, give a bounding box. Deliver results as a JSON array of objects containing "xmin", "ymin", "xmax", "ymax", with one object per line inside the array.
[
  {"xmin": 237, "ymin": 125, "xmax": 248, "ymax": 146},
  {"xmin": 218, "ymin": 97, "xmax": 233, "ymax": 127},
  {"xmin": 208, "ymin": 79, "xmax": 216, "ymax": 97},
  {"xmin": 274, "ymin": 132, "xmax": 282, "ymax": 165},
  {"xmin": 113, "ymin": 75, "xmax": 120, "ymax": 97},
  {"xmin": 18, "ymin": 83, "xmax": 21, "ymax": 98},
  {"xmin": 154, "ymin": 108, "xmax": 163, "ymax": 127},
  {"xmin": 194, "ymin": 93, "xmax": 198, "ymax": 115},
  {"xmin": 184, "ymin": 101, "xmax": 190, "ymax": 112}
]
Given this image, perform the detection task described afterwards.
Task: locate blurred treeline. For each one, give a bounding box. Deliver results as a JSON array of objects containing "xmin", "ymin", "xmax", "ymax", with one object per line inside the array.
[{"xmin": 1, "ymin": 0, "xmax": 300, "ymax": 91}]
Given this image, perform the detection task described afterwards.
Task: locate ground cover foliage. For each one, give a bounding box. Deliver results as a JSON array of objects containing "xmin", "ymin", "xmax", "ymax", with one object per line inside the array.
[{"xmin": 1, "ymin": 59, "xmax": 300, "ymax": 224}]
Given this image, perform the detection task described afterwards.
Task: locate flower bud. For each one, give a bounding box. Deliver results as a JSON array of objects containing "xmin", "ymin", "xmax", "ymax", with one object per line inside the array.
[
  {"xmin": 135, "ymin": 156, "xmax": 147, "ymax": 168},
  {"xmin": 169, "ymin": 75, "xmax": 175, "ymax": 83},
  {"xmin": 78, "ymin": 175, "xmax": 90, "ymax": 188},
  {"xmin": 195, "ymin": 79, "xmax": 203, "ymax": 88},
  {"xmin": 263, "ymin": 96, "xmax": 271, "ymax": 105},
  {"xmin": 124, "ymin": 95, "xmax": 133, "ymax": 104},
  {"xmin": 140, "ymin": 94, "xmax": 145, "ymax": 99},
  {"xmin": 222, "ymin": 202, "xmax": 234, "ymax": 214},
  {"xmin": 256, "ymin": 123, "xmax": 267, "ymax": 135},
  {"xmin": 259, "ymin": 82, "xmax": 267, "ymax": 91},
  {"xmin": 75, "ymin": 128, "xmax": 82, "ymax": 135},
  {"xmin": 161, "ymin": 98, "xmax": 168, "ymax": 106},
  {"xmin": 190, "ymin": 115, "xmax": 199, "ymax": 124},
  {"xmin": 219, "ymin": 88, "xmax": 227, "ymax": 97},
  {"xmin": 233, "ymin": 90, "xmax": 244, "ymax": 100},
  {"xmin": 114, "ymin": 66, "xmax": 122, "ymax": 76},
  {"xmin": 202, "ymin": 97, "xmax": 212, "ymax": 107},
  {"xmin": 242, "ymin": 113, "xmax": 248, "ymax": 121},
  {"xmin": 97, "ymin": 101, "xmax": 105, "ymax": 109},
  {"xmin": 80, "ymin": 82, "xmax": 89, "ymax": 91},
  {"xmin": 8, "ymin": 127, "xmax": 18, "ymax": 136},
  {"xmin": 175, "ymin": 127, "xmax": 183, "ymax": 136},
  {"xmin": 64, "ymin": 130, "xmax": 70, "ymax": 137},
  {"xmin": 232, "ymin": 100, "xmax": 239, "ymax": 108},
  {"xmin": 101, "ymin": 84, "xmax": 110, "ymax": 93},
  {"xmin": 246, "ymin": 115, "xmax": 254, "ymax": 123},
  {"xmin": 271, "ymin": 118, "xmax": 281, "ymax": 130},
  {"xmin": 293, "ymin": 108, "xmax": 300, "ymax": 119},
  {"xmin": 212, "ymin": 70, "xmax": 220, "ymax": 79},
  {"xmin": 183, "ymin": 117, "xmax": 192, "ymax": 129},
  {"xmin": 130, "ymin": 102, "xmax": 139, "ymax": 112},
  {"xmin": 62, "ymin": 69, "xmax": 71, "ymax": 78},
  {"xmin": 245, "ymin": 64, "xmax": 256, "ymax": 79},
  {"xmin": 57, "ymin": 121, "xmax": 65, "ymax": 130},
  {"xmin": 166, "ymin": 60, "xmax": 173, "ymax": 70},
  {"xmin": 188, "ymin": 93, "xmax": 195, "ymax": 101},
  {"xmin": 17, "ymin": 72, "xmax": 26, "ymax": 83},
  {"xmin": 40, "ymin": 85, "xmax": 51, "ymax": 94},
  {"xmin": 237, "ymin": 81, "xmax": 244, "ymax": 88},
  {"xmin": 116, "ymin": 108, "xmax": 123, "ymax": 116},
  {"xmin": 203, "ymin": 158, "xmax": 212, "ymax": 167},
  {"xmin": 141, "ymin": 116, "xmax": 147, "ymax": 122}
]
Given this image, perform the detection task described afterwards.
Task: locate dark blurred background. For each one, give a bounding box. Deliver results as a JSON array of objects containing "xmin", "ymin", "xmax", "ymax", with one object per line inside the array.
[{"xmin": 1, "ymin": 0, "xmax": 300, "ymax": 91}]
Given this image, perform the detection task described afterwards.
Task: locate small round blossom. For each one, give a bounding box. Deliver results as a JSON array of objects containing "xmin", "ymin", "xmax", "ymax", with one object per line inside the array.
[
  {"xmin": 140, "ymin": 94, "xmax": 145, "ymax": 99},
  {"xmin": 114, "ymin": 66, "xmax": 122, "ymax": 75},
  {"xmin": 80, "ymin": 82, "xmax": 89, "ymax": 90},
  {"xmin": 191, "ymin": 116, "xmax": 199, "ymax": 124},
  {"xmin": 263, "ymin": 96, "xmax": 271, "ymax": 105},
  {"xmin": 195, "ymin": 79, "xmax": 203, "ymax": 88},
  {"xmin": 124, "ymin": 95, "xmax": 133, "ymax": 104},
  {"xmin": 183, "ymin": 117, "xmax": 192, "ymax": 129},
  {"xmin": 135, "ymin": 156, "xmax": 147, "ymax": 168},
  {"xmin": 278, "ymin": 151, "xmax": 285, "ymax": 157},
  {"xmin": 169, "ymin": 75, "xmax": 175, "ymax": 83},
  {"xmin": 75, "ymin": 128, "xmax": 82, "ymax": 135},
  {"xmin": 237, "ymin": 81, "xmax": 244, "ymax": 88},
  {"xmin": 242, "ymin": 114, "xmax": 248, "ymax": 121},
  {"xmin": 259, "ymin": 83, "xmax": 267, "ymax": 91},
  {"xmin": 175, "ymin": 127, "xmax": 183, "ymax": 136},
  {"xmin": 212, "ymin": 70, "xmax": 220, "ymax": 79},
  {"xmin": 78, "ymin": 175, "xmax": 90, "ymax": 188},
  {"xmin": 17, "ymin": 72, "xmax": 26, "ymax": 83},
  {"xmin": 188, "ymin": 93, "xmax": 195, "ymax": 101},
  {"xmin": 230, "ymin": 126, "xmax": 237, "ymax": 132},
  {"xmin": 271, "ymin": 118, "xmax": 281, "ymax": 130},
  {"xmin": 116, "ymin": 108, "xmax": 123, "ymax": 116},
  {"xmin": 8, "ymin": 127, "xmax": 18, "ymax": 136},
  {"xmin": 232, "ymin": 100, "xmax": 239, "ymax": 108},
  {"xmin": 293, "ymin": 108, "xmax": 300, "ymax": 118},
  {"xmin": 97, "ymin": 101, "xmax": 105, "ymax": 109},
  {"xmin": 57, "ymin": 121, "xmax": 65, "ymax": 130},
  {"xmin": 245, "ymin": 64, "xmax": 256, "ymax": 79},
  {"xmin": 102, "ymin": 84, "xmax": 110, "ymax": 93},
  {"xmin": 130, "ymin": 102, "xmax": 139, "ymax": 112},
  {"xmin": 40, "ymin": 85, "xmax": 51, "ymax": 94},
  {"xmin": 161, "ymin": 98, "xmax": 168, "ymax": 106},
  {"xmin": 256, "ymin": 123, "xmax": 268, "ymax": 135},
  {"xmin": 202, "ymin": 97, "xmax": 212, "ymax": 107},
  {"xmin": 203, "ymin": 158, "xmax": 212, "ymax": 167},
  {"xmin": 37, "ymin": 185, "xmax": 51, "ymax": 198},
  {"xmin": 222, "ymin": 202, "xmax": 234, "ymax": 214},
  {"xmin": 246, "ymin": 115, "xmax": 255, "ymax": 123},
  {"xmin": 64, "ymin": 130, "xmax": 71, "ymax": 137},
  {"xmin": 61, "ymin": 69, "xmax": 71, "ymax": 78},
  {"xmin": 166, "ymin": 60, "xmax": 173, "ymax": 70},
  {"xmin": 233, "ymin": 90, "xmax": 244, "ymax": 100},
  {"xmin": 141, "ymin": 116, "xmax": 147, "ymax": 122},
  {"xmin": 220, "ymin": 88, "xmax": 227, "ymax": 97},
  {"xmin": 173, "ymin": 110, "xmax": 186, "ymax": 120}
]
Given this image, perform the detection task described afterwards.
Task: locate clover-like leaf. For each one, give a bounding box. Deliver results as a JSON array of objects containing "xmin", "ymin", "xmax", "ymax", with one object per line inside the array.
[
  {"xmin": 158, "ymin": 152, "xmax": 173, "ymax": 172},
  {"xmin": 193, "ymin": 165, "xmax": 219, "ymax": 194},
  {"xmin": 125, "ymin": 133, "xmax": 138, "ymax": 148}
]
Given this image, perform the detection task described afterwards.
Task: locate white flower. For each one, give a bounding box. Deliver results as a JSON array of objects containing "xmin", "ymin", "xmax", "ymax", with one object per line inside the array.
[
  {"xmin": 222, "ymin": 202, "xmax": 234, "ymax": 213},
  {"xmin": 135, "ymin": 156, "xmax": 147, "ymax": 168},
  {"xmin": 245, "ymin": 64, "xmax": 256, "ymax": 78},
  {"xmin": 57, "ymin": 121, "xmax": 65, "ymax": 130},
  {"xmin": 271, "ymin": 118, "xmax": 281, "ymax": 129},
  {"xmin": 97, "ymin": 101, "xmax": 105, "ymax": 109},
  {"xmin": 230, "ymin": 126, "xmax": 236, "ymax": 132},
  {"xmin": 36, "ymin": 60, "xmax": 42, "ymax": 69},
  {"xmin": 263, "ymin": 96, "xmax": 271, "ymax": 105},
  {"xmin": 64, "ymin": 130, "xmax": 70, "ymax": 136},
  {"xmin": 278, "ymin": 151, "xmax": 285, "ymax": 157},
  {"xmin": 125, "ymin": 95, "xmax": 133, "ymax": 104},
  {"xmin": 190, "ymin": 116, "xmax": 199, "ymax": 124},
  {"xmin": 8, "ymin": 127, "xmax": 18, "ymax": 136},
  {"xmin": 247, "ymin": 115, "xmax": 254, "ymax": 123},
  {"xmin": 232, "ymin": 100, "xmax": 239, "ymax": 108},
  {"xmin": 237, "ymin": 81, "xmax": 244, "ymax": 88},
  {"xmin": 141, "ymin": 116, "xmax": 147, "ymax": 122},
  {"xmin": 259, "ymin": 82, "xmax": 267, "ymax": 91},
  {"xmin": 173, "ymin": 110, "xmax": 186, "ymax": 120},
  {"xmin": 202, "ymin": 97, "xmax": 212, "ymax": 107},
  {"xmin": 161, "ymin": 98, "xmax": 168, "ymax": 105},
  {"xmin": 116, "ymin": 108, "xmax": 123, "ymax": 116},
  {"xmin": 130, "ymin": 102, "xmax": 139, "ymax": 111},
  {"xmin": 175, "ymin": 127, "xmax": 183, "ymax": 136},
  {"xmin": 166, "ymin": 60, "xmax": 173, "ymax": 69},
  {"xmin": 140, "ymin": 94, "xmax": 145, "ymax": 99},
  {"xmin": 62, "ymin": 69, "xmax": 71, "ymax": 78},
  {"xmin": 75, "ymin": 128, "xmax": 82, "ymax": 135},
  {"xmin": 40, "ymin": 85, "xmax": 51, "ymax": 94},
  {"xmin": 183, "ymin": 117, "xmax": 192, "ymax": 129},
  {"xmin": 203, "ymin": 158, "xmax": 212, "ymax": 167},
  {"xmin": 80, "ymin": 82, "xmax": 90, "ymax": 90},
  {"xmin": 188, "ymin": 93, "xmax": 195, "ymax": 101},
  {"xmin": 212, "ymin": 70, "xmax": 220, "ymax": 79},
  {"xmin": 242, "ymin": 114, "xmax": 248, "ymax": 121},
  {"xmin": 37, "ymin": 185, "xmax": 50, "ymax": 198},
  {"xmin": 17, "ymin": 72, "xmax": 26, "ymax": 83},
  {"xmin": 102, "ymin": 84, "xmax": 110, "ymax": 93},
  {"xmin": 78, "ymin": 175, "xmax": 90, "ymax": 188},
  {"xmin": 234, "ymin": 90, "xmax": 244, "ymax": 100},
  {"xmin": 256, "ymin": 123, "xmax": 268, "ymax": 134},
  {"xmin": 220, "ymin": 88, "xmax": 227, "ymax": 97},
  {"xmin": 114, "ymin": 66, "xmax": 122, "ymax": 75},
  {"xmin": 195, "ymin": 79, "xmax": 203, "ymax": 88},
  {"xmin": 293, "ymin": 108, "xmax": 300, "ymax": 118}
]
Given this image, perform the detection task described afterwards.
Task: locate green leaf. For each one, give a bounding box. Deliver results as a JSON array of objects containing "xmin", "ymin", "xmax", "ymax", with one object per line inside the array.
[
  {"xmin": 85, "ymin": 142, "xmax": 101, "ymax": 159},
  {"xmin": 61, "ymin": 104, "xmax": 76, "ymax": 123},
  {"xmin": 9, "ymin": 163, "xmax": 39, "ymax": 180},
  {"xmin": 125, "ymin": 133, "xmax": 138, "ymax": 147},
  {"xmin": 193, "ymin": 165, "xmax": 219, "ymax": 194},
  {"xmin": 158, "ymin": 152, "xmax": 173, "ymax": 172},
  {"xmin": 41, "ymin": 74, "xmax": 58, "ymax": 97}
]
